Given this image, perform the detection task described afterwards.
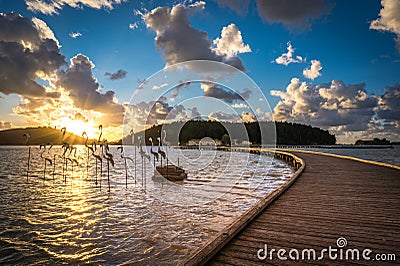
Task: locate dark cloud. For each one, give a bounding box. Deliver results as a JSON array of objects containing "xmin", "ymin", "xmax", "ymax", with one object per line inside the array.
[
  {"xmin": 74, "ymin": 112, "xmax": 88, "ymax": 122},
  {"xmin": 0, "ymin": 12, "xmax": 126, "ymax": 129},
  {"xmin": 143, "ymin": 2, "xmax": 247, "ymax": 71},
  {"xmin": 0, "ymin": 12, "xmax": 66, "ymax": 97},
  {"xmin": 377, "ymin": 84, "xmax": 400, "ymax": 122},
  {"xmin": 214, "ymin": 0, "xmax": 251, "ymax": 15},
  {"xmin": 190, "ymin": 107, "xmax": 202, "ymax": 119},
  {"xmin": 58, "ymin": 54, "xmax": 124, "ymax": 114},
  {"xmin": 256, "ymin": 0, "xmax": 333, "ymax": 29},
  {"xmin": 105, "ymin": 69, "xmax": 127, "ymax": 80},
  {"xmin": 215, "ymin": 0, "xmax": 333, "ymax": 30},
  {"xmin": 170, "ymin": 80, "xmax": 191, "ymax": 100},
  {"xmin": 201, "ymin": 82, "xmax": 251, "ymax": 103},
  {"xmin": 148, "ymin": 97, "xmax": 187, "ymax": 122},
  {"xmin": 126, "ymin": 97, "xmax": 187, "ymax": 127},
  {"xmin": 0, "ymin": 12, "xmax": 41, "ymax": 43}
]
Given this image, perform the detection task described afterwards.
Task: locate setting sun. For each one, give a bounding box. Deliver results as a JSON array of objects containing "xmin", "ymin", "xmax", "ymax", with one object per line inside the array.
[{"xmin": 58, "ymin": 119, "xmax": 96, "ymax": 139}]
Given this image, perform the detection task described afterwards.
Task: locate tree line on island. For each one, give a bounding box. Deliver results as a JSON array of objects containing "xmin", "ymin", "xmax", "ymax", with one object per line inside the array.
[
  {"xmin": 0, "ymin": 121, "xmax": 337, "ymax": 146},
  {"xmin": 3, "ymin": 122, "xmax": 399, "ymax": 146},
  {"xmin": 140, "ymin": 121, "xmax": 336, "ymax": 146}
]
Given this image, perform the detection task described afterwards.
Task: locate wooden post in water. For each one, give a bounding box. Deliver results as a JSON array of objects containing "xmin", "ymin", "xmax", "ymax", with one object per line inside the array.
[
  {"xmin": 107, "ymin": 160, "xmax": 110, "ymax": 192},
  {"xmin": 53, "ymin": 154, "xmax": 56, "ymax": 180},
  {"xmin": 124, "ymin": 157, "xmax": 128, "ymax": 188},
  {"xmin": 86, "ymin": 147, "xmax": 89, "ymax": 177},
  {"xmin": 63, "ymin": 157, "xmax": 65, "ymax": 182},
  {"xmin": 95, "ymin": 160, "xmax": 98, "ymax": 185},
  {"xmin": 141, "ymin": 156, "xmax": 144, "ymax": 188},
  {"xmin": 134, "ymin": 148, "xmax": 137, "ymax": 185},
  {"xmin": 99, "ymin": 160, "xmax": 102, "ymax": 190},
  {"xmin": 43, "ymin": 159, "xmax": 47, "ymax": 181},
  {"xmin": 26, "ymin": 146, "xmax": 31, "ymax": 182},
  {"xmin": 64, "ymin": 158, "xmax": 67, "ymax": 183}
]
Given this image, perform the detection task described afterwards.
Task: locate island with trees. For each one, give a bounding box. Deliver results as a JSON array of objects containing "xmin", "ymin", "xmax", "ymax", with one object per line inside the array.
[{"xmin": 0, "ymin": 121, "xmax": 337, "ymax": 146}]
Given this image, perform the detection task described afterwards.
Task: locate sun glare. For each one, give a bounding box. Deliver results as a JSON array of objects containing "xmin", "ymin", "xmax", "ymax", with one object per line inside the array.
[{"xmin": 65, "ymin": 120, "xmax": 96, "ymax": 138}]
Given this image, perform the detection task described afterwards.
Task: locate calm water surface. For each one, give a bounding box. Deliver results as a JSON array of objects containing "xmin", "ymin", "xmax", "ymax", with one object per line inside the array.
[
  {"xmin": 0, "ymin": 146, "xmax": 294, "ymax": 265},
  {"xmin": 282, "ymin": 146, "xmax": 400, "ymax": 166}
]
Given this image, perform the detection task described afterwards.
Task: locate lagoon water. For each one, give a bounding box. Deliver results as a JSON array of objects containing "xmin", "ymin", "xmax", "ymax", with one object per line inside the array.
[
  {"xmin": 0, "ymin": 146, "xmax": 294, "ymax": 265},
  {"xmin": 283, "ymin": 145, "xmax": 400, "ymax": 166},
  {"xmin": 315, "ymin": 146, "xmax": 400, "ymax": 166}
]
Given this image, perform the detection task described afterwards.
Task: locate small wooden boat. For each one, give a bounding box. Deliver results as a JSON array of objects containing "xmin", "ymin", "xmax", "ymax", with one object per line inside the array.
[{"xmin": 155, "ymin": 164, "xmax": 187, "ymax": 181}]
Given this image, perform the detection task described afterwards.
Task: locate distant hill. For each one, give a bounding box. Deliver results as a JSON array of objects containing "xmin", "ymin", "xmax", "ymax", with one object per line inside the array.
[
  {"xmin": 2, "ymin": 121, "xmax": 336, "ymax": 146},
  {"xmin": 116, "ymin": 121, "xmax": 336, "ymax": 146},
  {"xmin": 0, "ymin": 127, "xmax": 91, "ymax": 145},
  {"xmin": 355, "ymin": 138, "xmax": 391, "ymax": 145}
]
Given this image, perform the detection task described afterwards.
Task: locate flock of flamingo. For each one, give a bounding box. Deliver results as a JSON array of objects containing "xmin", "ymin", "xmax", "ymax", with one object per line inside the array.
[{"xmin": 22, "ymin": 125, "xmax": 169, "ymax": 192}]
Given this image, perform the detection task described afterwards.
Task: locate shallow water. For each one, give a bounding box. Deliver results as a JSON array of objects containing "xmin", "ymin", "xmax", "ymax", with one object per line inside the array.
[
  {"xmin": 0, "ymin": 146, "xmax": 293, "ymax": 265},
  {"xmin": 281, "ymin": 145, "xmax": 400, "ymax": 166}
]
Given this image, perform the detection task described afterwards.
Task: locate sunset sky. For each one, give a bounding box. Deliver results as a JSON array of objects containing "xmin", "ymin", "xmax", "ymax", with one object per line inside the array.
[{"xmin": 0, "ymin": 0, "xmax": 400, "ymax": 143}]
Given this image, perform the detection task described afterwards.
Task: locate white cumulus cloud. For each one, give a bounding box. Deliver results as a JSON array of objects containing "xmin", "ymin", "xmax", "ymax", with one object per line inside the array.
[
  {"xmin": 269, "ymin": 78, "xmax": 400, "ymax": 143},
  {"xmin": 303, "ymin": 59, "xmax": 322, "ymax": 80},
  {"xmin": 129, "ymin": 22, "xmax": 139, "ymax": 30},
  {"xmin": 69, "ymin": 32, "xmax": 82, "ymax": 38},
  {"xmin": 32, "ymin": 17, "xmax": 60, "ymax": 47},
  {"xmin": 273, "ymin": 42, "xmax": 304, "ymax": 66},
  {"xmin": 232, "ymin": 103, "xmax": 249, "ymax": 109},
  {"xmin": 142, "ymin": 1, "xmax": 247, "ymax": 71},
  {"xmin": 25, "ymin": 0, "xmax": 126, "ymax": 15},
  {"xmin": 213, "ymin": 23, "xmax": 251, "ymax": 58},
  {"xmin": 370, "ymin": 0, "xmax": 400, "ymax": 52}
]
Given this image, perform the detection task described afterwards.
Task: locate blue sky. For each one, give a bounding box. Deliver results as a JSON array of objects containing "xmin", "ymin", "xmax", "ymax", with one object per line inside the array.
[{"xmin": 0, "ymin": 0, "xmax": 400, "ymax": 143}]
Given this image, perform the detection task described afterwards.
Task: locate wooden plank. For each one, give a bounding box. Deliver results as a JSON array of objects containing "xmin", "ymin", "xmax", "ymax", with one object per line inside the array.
[
  {"xmin": 205, "ymin": 150, "xmax": 400, "ymax": 266},
  {"xmin": 180, "ymin": 151, "xmax": 306, "ymax": 266}
]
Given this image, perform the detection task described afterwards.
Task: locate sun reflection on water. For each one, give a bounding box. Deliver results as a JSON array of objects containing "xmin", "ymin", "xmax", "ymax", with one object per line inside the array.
[{"xmin": 0, "ymin": 146, "xmax": 294, "ymax": 264}]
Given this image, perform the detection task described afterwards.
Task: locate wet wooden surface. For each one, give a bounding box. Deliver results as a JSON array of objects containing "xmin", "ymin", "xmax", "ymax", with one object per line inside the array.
[{"xmin": 207, "ymin": 152, "xmax": 400, "ymax": 265}]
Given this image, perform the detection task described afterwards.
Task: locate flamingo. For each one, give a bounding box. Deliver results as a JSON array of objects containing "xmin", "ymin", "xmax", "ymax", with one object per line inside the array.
[
  {"xmin": 162, "ymin": 130, "xmax": 171, "ymax": 176},
  {"xmin": 46, "ymin": 142, "xmax": 56, "ymax": 180},
  {"xmin": 40, "ymin": 144, "xmax": 53, "ymax": 180},
  {"xmin": 60, "ymin": 127, "xmax": 68, "ymax": 180},
  {"xmin": 118, "ymin": 141, "xmax": 138, "ymax": 188},
  {"xmin": 55, "ymin": 154, "xmax": 63, "ymax": 180},
  {"xmin": 91, "ymin": 141, "xmax": 102, "ymax": 186},
  {"xmin": 60, "ymin": 127, "xmax": 67, "ymax": 144},
  {"xmin": 157, "ymin": 137, "xmax": 166, "ymax": 167},
  {"xmin": 149, "ymin": 137, "xmax": 159, "ymax": 167},
  {"xmin": 102, "ymin": 140, "xmax": 114, "ymax": 192},
  {"xmin": 82, "ymin": 131, "xmax": 91, "ymax": 177},
  {"xmin": 117, "ymin": 145, "xmax": 128, "ymax": 188},
  {"xmin": 61, "ymin": 143, "xmax": 69, "ymax": 182},
  {"xmin": 70, "ymin": 146, "xmax": 82, "ymax": 178},
  {"xmin": 131, "ymin": 129, "xmax": 138, "ymax": 185},
  {"xmin": 162, "ymin": 130, "xmax": 172, "ymax": 147},
  {"xmin": 68, "ymin": 146, "xmax": 79, "ymax": 178},
  {"xmin": 139, "ymin": 137, "xmax": 150, "ymax": 190},
  {"xmin": 23, "ymin": 133, "xmax": 31, "ymax": 181},
  {"xmin": 91, "ymin": 125, "xmax": 104, "ymax": 186},
  {"xmin": 117, "ymin": 145, "xmax": 133, "ymax": 188},
  {"xmin": 98, "ymin": 125, "xmax": 103, "ymax": 143}
]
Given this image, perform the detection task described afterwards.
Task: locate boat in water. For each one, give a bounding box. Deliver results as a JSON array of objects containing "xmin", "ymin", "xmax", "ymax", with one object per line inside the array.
[{"xmin": 155, "ymin": 164, "xmax": 187, "ymax": 181}]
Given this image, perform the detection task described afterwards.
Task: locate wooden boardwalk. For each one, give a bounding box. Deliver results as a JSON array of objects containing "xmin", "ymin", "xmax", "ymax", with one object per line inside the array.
[{"xmin": 188, "ymin": 151, "xmax": 400, "ymax": 265}]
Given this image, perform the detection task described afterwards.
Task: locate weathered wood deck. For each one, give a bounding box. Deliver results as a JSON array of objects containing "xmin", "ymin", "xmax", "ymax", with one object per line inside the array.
[{"xmin": 186, "ymin": 151, "xmax": 400, "ymax": 265}]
